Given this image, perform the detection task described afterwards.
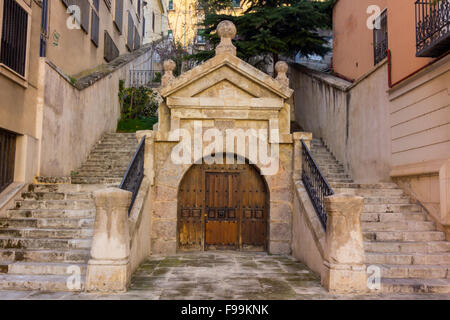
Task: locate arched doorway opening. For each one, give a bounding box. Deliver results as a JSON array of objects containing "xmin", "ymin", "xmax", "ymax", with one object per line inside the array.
[{"xmin": 177, "ymin": 155, "xmax": 269, "ymax": 252}]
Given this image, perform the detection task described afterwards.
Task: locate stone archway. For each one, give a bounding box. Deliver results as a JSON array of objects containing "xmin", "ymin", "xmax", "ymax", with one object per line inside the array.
[{"xmin": 177, "ymin": 154, "xmax": 270, "ymax": 252}]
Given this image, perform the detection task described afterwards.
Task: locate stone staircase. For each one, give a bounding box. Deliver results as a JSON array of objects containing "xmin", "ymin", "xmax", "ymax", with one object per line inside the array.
[
  {"xmin": 310, "ymin": 138, "xmax": 450, "ymax": 294},
  {"xmin": 0, "ymin": 133, "xmax": 138, "ymax": 291},
  {"xmin": 71, "ymin": 133, "xmax": 138, "ymax": 185}
]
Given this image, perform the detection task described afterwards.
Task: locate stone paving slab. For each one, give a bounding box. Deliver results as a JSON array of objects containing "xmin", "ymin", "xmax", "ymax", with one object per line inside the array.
[{"xmin": 0, "ymin": 252, "xmax": 449, "ymax": 300}]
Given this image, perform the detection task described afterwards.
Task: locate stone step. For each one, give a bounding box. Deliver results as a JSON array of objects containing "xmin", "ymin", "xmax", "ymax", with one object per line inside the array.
[
  {"xmin": 0, "ymin": 237, "xmax": 91, "ymax": 250},
  {"xmin": 73, "ymin": 170, "xmax": 125, "ymax": 177},
  {"xmin": 7, "ymin": 209, "xmax": 95, "ymax": 219},
  {"xmin": 4, "ymin": 261, "xmax": 87, "ymax": 276},
  {"xmin": 366, "ymin": 252, "xmax": 450, "ymax": 265},
  {"xmin": 70, "ymin": 177, "xmax": 122, "ymax": 185},
  {"xmin": 377, "ymin": 265, "xmax": 450, "ymax": 279},
  {"xmin": 28, "ymin": 184, "xmax": 107, "ymax": 193},
  {"xmin": 326, "ymin": 178, "xmax": 353, "ymax": 183},
  {"xmin": 78, "ymin": 165, "xmax": 129, "ymax": 171},
  {"xmin": 332, "ymin": 182, "xmax": 399, "ymax": 189},
  {"xmin": 362, "ymin": 221, "xmax": 435, "ymax": 232},
  {"xmin": 20, "ymin": 192, "xmax": 93, "ymax": 201},
  {"xmin": 363, "ymin": 196, "xmax": 412, "ymax": 204},
  {"xmin": 364, "ymin": 241, "xmax": 450, "ymax": 254},
  {"xmin": 0, "ymin": 217, "xmax": 94, "ymax": 229},
  {"xmin": 379, "ymin": 278, "xmax": 450, "ymax": 294},
  {"xmin": 34, "ymin": 177, "xmax": 71, "ymax": 184},
  {"xmin": 0, "ymin": 228, "xmax": 93, "ymax": 239},
  {"xmin": 335, "ymin": 188, "xmax": 405, "ymax": 197},
  {"xmin": 14, "ymin": 200, "xmax": 94, "ymax": 210},
  {"xmin": 0, "ymin": 274, "xmax": 85, "ymax": 292},
  {"xmin": 363, "ymin": 230, "xmax": 445, "ymax": 242},
  {"xmin": 0, "ymin": 248, "xmax": 90, "ymax": 263},
  {"xmin": 363, "ymin": 204, "xmax": 422, "ymax": 213},
  {"xmin": 362, "ymin": 212, "xmax": 427, "ymax": 223}
]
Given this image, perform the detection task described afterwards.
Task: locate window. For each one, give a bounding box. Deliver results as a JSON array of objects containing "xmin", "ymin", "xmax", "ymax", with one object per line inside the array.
[
  {"xmin": 134, "ymin": 26, "xmax": 141, "ymax": 50},
  {"xmin": 91, "ymin": 9, "xmax": 100, "ymax": 47},
  {"xmin": 373, "ymin": 9, "xmax": 388, "ymax": 65},
  {"xmin": 152, "ymin": 12, "xmax": 155, "ymax": 32},
  {"xmin": 104, "ymin": 31, "xmax": 119, "ymax": 62},
  {"xmin": 0, "ymin": 0, "xmax": 29, "ymax": 77},
  {"xmin": 169, "ymin": 0, "xmax": 174, "ymax": 10},
  {"xmin": 93, "ymin": 0, "xmax": 100, "ymax": 11},
  {"xmin": 104, "ymin": 0, "xmax": 112, "ymax": 10},
  {"xmin": 127, "ymin": 11, "xmax": 134, "ymax": 51},
  {"xmin": 0, "ymin": 128, "xmax": 17, "ymax": 193},
  {"xmin": 232, "ymin": 0, "xmax": 241, "ymax": 8},
  {"xmin": 114, "ymin": 0, "xmax": 124, "ymax": 34},
  {"xmin": 168, "ymin": 30, "xmax": 173, "ymax": 40},
  {"xmin": 196, "ymin": 29, "xmax": 206, "ymax": 45},
  {"xmin": 40, "ymin": 0, "xmax": 49, "ymax": 57},
  {"xmin": 137, "ymin": 0, "xmax": 141, "ymax": 20}
]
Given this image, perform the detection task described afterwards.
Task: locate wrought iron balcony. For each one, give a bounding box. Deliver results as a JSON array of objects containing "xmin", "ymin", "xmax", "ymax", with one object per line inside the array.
[{"xmin": 416, "ymin": 0, "xmax": 450, "ymax": 57}]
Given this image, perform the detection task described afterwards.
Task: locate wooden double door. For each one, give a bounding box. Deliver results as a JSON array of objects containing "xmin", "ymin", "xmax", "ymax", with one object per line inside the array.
[{"xmin": 178, "ymin": 160, "xmax": 268, "ymax": 251}]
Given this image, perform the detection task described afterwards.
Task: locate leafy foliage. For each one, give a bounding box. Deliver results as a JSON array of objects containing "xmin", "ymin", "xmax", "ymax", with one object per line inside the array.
[
  {"xmin": 191, "ymin": 0, "xmax": 335, "ymax": 64},
  {"xmin": 118, "ymin": 80, "xmax": 159, "ymax": 120}
]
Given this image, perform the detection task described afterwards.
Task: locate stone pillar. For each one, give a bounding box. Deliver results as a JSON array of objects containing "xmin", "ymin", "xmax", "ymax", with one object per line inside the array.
[
  {"xmin": 321, "ymin": 194, "xmax": 367, "ymax": 294},
  {"xmin": 86, "ymin": 188, "xmax": 132, "ymax": 293},
  {"xmin": 292, "ymin": 132, "xmax": 312, "ymax": 180},
  {"xmin": 439, "ymin": 159, "xmax": 450, "ymax": 239}
]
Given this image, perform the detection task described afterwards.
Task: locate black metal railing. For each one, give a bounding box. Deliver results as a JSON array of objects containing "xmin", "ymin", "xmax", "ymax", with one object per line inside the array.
[
  {"xmin": 120, "ymin": 136, "xmax": 145, "ymax": 214},
  {"xmin": 0, "ymin": 128, "xmax": 17, "ymax": 194},
  {"xmin": 130, "ymin": 70, "xmax": 163, "ymax": 87},
  {"xmin": 301, "ymin": 140, "xmax": 334, "ymax": 229},
  {"xmin": 416, "ymin": 0, "xmax": 450, "ymax": 57}
]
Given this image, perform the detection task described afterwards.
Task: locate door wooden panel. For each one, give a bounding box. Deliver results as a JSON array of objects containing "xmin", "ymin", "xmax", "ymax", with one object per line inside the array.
[
  {"xmin": 205, "ymin": 172, "xmax": 240, "ymax": 249},
  {"xmin": 178, "ymin": 165, "xmax": 203, "ymax": 250},
  {"xmin": 177, "ymin": 158, "xmax": 268, "ymax": 251}
]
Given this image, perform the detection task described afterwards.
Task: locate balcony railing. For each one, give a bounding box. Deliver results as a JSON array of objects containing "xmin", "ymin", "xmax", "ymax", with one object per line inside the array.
[
  {"xmin": 129, "ymin": 70, "xmax": 162, "ymax": 87},
  {"xmin": 416, "ymin": 0, "xmax": 450, "ymax": 57}
]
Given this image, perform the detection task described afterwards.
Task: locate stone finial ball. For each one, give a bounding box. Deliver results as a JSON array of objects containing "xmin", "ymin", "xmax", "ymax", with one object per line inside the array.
[
  {"xmin": 275, "ymin": 61, "xmax": 289, "ymax": 74},
  {"xmin": 163, "ymin": 59, "xmax": 176, "ymax": 71},
  {"xmin": 217, "ymin": 20, "xmax": 237, "ymax": 39}
]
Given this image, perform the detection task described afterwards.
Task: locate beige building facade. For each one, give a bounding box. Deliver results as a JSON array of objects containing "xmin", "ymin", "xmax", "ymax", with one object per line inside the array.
[
  {"xmin": 0, "ymin": 0, "xmax": 153, "ymax": 199},
  {"xmin": 167, "ymin": 0, "xmax": 246, "ymax": 49},
  {"xmin": 142, "ymin": 0, "xmax": 169, "ymax": 44}
]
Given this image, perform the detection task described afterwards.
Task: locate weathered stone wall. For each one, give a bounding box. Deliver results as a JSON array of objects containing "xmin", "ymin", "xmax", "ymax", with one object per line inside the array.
[{"xmin": 290, "ymin": 63, "xmax": 392, "ymax": 183}]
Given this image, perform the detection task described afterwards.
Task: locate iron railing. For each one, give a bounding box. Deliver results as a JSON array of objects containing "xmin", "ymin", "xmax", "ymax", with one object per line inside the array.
[
  {"xmin": 0, "ymin": 128, "xmax": 17, "ymax": 194},
  {"xmin": 0, "ymin": 0, "xmax": 28, "ymax": 76},
  {"xmin": 120, "ymin": 136, "xmax": 145, "ymax": 214},
  {"xmin": 301, "ymin": 140, "xmax": 334, "ymax": 229},
  {"xmin": 416, "ymin": 0, "xmax": 450, "ymax": 57},
  {"xmin": 130, "ymin": 70, "xmax": 163, "ymax": 87}
]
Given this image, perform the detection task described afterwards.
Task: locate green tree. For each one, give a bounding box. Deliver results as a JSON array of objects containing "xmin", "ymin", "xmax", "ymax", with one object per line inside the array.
[{"xmin": 192, "ymin": 0, "xmax": 335, "ymax": 64}]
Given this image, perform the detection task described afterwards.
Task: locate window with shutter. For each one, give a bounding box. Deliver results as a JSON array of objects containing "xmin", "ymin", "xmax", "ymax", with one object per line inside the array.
[
  {"xmin": 91, "ymin": 9, "xmax": 99, "ymax": 47},
  {"xmin": 114, "ymin": 0, "xmax": 124, "ymax": 34},
  {"xmin": 0, "ymin": 0, "xmax": 29, "ymax": 77},
  {"xmin": 104, "ymin": 31, "xmax": 119, "ymax": 62},
  {"xmin": 80, "ymin": 0, "xmax": 90, "ymax": 34},
  {"xmin": 127, "ymin": 11, "xmax": 134, "ymax": 51},
  {"xmin": 134, "ymin": 26, "xmax": 141, "ymax": 50}
]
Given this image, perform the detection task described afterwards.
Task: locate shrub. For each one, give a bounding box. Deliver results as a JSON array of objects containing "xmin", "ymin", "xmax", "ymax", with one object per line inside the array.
[{"xmin": 118, "ymin": 82, "xmax": 159, "ymax": 119}]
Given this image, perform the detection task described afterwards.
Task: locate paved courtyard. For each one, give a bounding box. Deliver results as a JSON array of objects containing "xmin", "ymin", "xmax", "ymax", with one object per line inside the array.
[{"xmin": 0, "ymin": 252, "xmax": 449, "ymax": 300}]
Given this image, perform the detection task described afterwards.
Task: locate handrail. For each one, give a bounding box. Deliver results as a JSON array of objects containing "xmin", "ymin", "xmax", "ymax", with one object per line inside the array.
[
  {"xmin": 301, "ymin": 140, "xmax": 334, "ymax": 229},
  {"xmin": 120, "ymin": 136, "xmax": 146, "ymax": 214}
]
